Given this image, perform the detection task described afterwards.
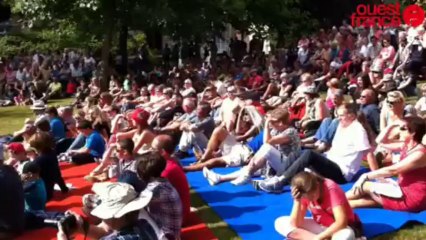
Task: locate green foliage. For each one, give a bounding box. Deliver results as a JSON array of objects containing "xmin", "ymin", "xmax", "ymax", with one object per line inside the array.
[{"xmin": 0, "ymin": 22, "xmax": 102, "ymax": 56}]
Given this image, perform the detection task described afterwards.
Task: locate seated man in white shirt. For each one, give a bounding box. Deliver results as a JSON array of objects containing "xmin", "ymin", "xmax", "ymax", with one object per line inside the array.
[{"xmin": 254, "ymin": 103, "xmax": 372, "ymax": 193}]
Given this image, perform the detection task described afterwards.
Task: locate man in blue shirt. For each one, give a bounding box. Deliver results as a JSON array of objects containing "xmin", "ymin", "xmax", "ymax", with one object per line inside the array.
[
  {"xmin": 68, "ymin": 120, "xmax": 105, "ymax": 165},
  {"xmin": 45, "ymin": 107, "xmax": 66, "ymax": 141},
  {"xmin": 359, "ymin": 89, "xmax": 380, "ymax": 134}
]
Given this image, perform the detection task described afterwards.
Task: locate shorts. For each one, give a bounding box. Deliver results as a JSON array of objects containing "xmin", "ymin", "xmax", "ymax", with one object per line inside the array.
[{"xmin": 222, "ymin": 144, "xmax": 252, "ymax": 166}]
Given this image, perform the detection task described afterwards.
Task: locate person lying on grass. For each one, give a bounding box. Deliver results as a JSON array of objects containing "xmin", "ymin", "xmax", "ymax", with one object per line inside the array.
[{"xmin": 275, "ymin": 171, "xmax": 362, "ymax": 240}]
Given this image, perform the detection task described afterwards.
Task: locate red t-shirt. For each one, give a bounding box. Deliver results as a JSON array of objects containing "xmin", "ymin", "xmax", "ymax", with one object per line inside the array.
[
  {"xmin": 302, "ymin": 179, "xmax": 360, "ymax": 227},
  {"xmin": 161, "ymin": 155, "xmax": 191, "ymax": 226},
  {"xmin": 66, "ymin": 82, "xmax": 77, "ymax": 95},
  {"xmin": 248, "ymin": 75, "xmax": 264, "ymax": 89}
]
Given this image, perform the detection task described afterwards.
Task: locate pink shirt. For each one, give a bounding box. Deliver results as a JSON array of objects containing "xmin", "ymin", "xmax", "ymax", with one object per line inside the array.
[{"xmin": 302, "ymin": 179, "xmax": 360, "ymax": 227}]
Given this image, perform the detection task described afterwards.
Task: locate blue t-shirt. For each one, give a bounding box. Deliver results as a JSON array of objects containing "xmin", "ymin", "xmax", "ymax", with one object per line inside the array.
[
  {"xmin": 50, "ymin": 117, "xmax": 66, "ymax": 141},
  {"xmin": 23, "ymin": 179, "xmax": 47, "ymax": 212},
  {"xmin": 85, "ymin": 131, "xmax": 106, "ymax": 158}
]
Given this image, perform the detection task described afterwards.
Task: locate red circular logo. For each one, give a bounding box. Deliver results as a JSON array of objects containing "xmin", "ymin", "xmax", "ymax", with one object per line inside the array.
[{"xmin": 403, "ymin": 5, "xmax": 425, "ymax": 27}]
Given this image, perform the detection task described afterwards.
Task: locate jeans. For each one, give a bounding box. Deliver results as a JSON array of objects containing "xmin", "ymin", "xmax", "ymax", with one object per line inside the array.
[
  {"xmin": 67, "ymin": 133, "xmax": 85, "ymax": 151},
  {"xmin": 314, "ymin": 118, "xmax": 339, "ymax": 144},
  {"xmin": 282, "ymin": 150, "xmax": 347, "ymax": 184}
]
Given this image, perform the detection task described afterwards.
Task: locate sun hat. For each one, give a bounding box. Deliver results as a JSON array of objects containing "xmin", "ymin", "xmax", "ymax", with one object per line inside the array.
[
  {"xmin": 30, "ymin": 100, "xmax": 47, "ymax": 110},
  {"xmin": 90, "ymin": 182, "xmax": 153, "ymax": 219}
]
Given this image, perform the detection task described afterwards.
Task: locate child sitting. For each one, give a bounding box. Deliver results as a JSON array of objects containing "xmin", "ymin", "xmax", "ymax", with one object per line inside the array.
[
  {"xmin": 21, "ymin": 162, "xmax": 47, "ymax": 212},
  {"xmin": 5, "ymin": 143, "xmax": 30, "ymax": 174},
  {"xmin": 22, "ymin": 161, "xmax": 66, "ymax": 230},
  {"xmin": 86, "ymin": 139, "xmax": 138, "ymax": 184}
]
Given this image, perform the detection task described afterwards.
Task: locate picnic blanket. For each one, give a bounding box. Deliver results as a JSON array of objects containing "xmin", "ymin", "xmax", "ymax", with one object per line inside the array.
[{"xmin": 183, "ymin": 157, "xmax": 426, "ymax": 240}]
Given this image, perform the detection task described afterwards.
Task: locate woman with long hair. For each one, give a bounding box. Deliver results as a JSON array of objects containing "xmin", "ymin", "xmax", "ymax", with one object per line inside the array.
[{"xmin": 275, "ymin": 171, "xmax": 361, "ymax": 240}]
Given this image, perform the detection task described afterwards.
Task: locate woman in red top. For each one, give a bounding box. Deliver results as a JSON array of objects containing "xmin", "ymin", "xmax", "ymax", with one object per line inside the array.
[
  {"xmin": 275, "ymin": 171, "xmax": 361, "ymax": 240},
  {"xmin": 347, "ymin": 116, "xmax": 426, "ymax": 212}
]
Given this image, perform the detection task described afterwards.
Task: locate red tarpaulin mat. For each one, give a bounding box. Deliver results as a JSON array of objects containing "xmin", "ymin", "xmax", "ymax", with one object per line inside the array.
[{"xmin": 17, "ymin": 162, "xmax": 217, "ymax": 240}]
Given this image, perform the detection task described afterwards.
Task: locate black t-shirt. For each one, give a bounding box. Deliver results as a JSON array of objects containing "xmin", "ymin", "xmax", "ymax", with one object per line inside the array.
[
  {"xmin": 34, "ymin": 153, "xmax": 64, "ymax": 200},
  {"xmin": 93, "ymin": 121, "xmax": 111, "ymax": 138},
  {"xmin": 0, "ymin": 165, "xmax": 25, "ymax": 235}
]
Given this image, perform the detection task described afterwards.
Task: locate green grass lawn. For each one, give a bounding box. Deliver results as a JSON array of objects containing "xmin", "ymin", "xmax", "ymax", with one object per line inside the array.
[{"xmin": 1, "ymin": 98, "xmax": 426, "ymax": 239}]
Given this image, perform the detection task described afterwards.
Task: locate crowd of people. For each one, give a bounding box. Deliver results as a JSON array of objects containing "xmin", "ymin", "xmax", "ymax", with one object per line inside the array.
[{"xmin": 1, "ymin": 19, "xmax": 426, "ymax": 240}]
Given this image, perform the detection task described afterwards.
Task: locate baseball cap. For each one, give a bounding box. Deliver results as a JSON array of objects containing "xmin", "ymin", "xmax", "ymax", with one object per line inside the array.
[
  {"xmin": 90, "ymin": 182, "xmax": 153, "ymax": 219},
  {"xmin": 7, "ymin": 143, "xmax": 26, "ymax": 154},
  {"xmin": 131, "ymin": 108, "xmax": 150, "ymax": 126}
]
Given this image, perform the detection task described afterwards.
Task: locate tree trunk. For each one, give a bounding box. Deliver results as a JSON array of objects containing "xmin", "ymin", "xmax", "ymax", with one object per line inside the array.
[
  {"xmin": 100, "ymin": 0, "xmax": 116, "ymax": 91},
  {"xmin": 119, "ymin": 19, "xmax": 128, "ymax": 75}
]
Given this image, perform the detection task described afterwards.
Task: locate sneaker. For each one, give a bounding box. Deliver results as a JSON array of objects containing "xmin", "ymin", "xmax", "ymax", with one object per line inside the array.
[
  {"xmin": 230, "ymin": 174, "xmax": 251, "ymax": 186},
  {"xmin": 203, "ymin": 167, "xmax": 220, "ymax": 186},
  {"xmin": 254, "ymin": 176, "xmax": 286, "ymax": 193}
]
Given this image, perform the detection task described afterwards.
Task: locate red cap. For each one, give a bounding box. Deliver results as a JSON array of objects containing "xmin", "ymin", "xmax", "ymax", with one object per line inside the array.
[
  {"xmin": 131, "ymin": 108, "xmax": 150, "ymax": 126},
  {"xmin": 7, "ymin": 143, "xmax": 26, "ymax": 154}
]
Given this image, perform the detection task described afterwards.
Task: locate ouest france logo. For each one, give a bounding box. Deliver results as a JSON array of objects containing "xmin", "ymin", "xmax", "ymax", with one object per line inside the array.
[{"xmin": 351, "ymin": 2, "xmax": 425, "ymax": 28}]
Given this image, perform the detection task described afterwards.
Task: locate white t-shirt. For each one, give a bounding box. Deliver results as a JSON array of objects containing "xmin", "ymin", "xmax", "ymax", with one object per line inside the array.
[
  {"xmin": 326, "ymin": 120, "xmax": 371, "ymax": 181},
  {"xmin": 415, "ymin": 97, "xmax": 426, "ymax": 113}
]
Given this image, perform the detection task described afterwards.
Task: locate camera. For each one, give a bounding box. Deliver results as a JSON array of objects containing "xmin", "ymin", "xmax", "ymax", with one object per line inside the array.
[
  {"xmin": 59, "ymin": 214, "xmax": 78, "ymax": 237},
  {"xmin": 44, "ymin": 213, "xmax": 78, "ymax": 238}
]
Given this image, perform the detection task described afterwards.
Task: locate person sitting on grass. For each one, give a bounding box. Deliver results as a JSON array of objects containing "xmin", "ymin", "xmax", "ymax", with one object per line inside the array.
[
  {"xmin": 4, "ymin": 142, "xmax": 30, "ymax": 173},
  {"xmin": 45, "ymin": 106, "xmax": 66, "ymax": 142},
  {"xmin": 115, "ymin": 108, "xmax": 155, "ymax": 155},
  {"xmin": 136, "ymin": 151, "xmax": 183, "ymax": 240},
  {"xmin": 175, "ymin": 101, "xmax": 215, "ymax": 159},
  {"xmin": 57, "ymin": 182, "xmax": 158, "ymax": 240},
  {"xmin": 21, "ymin": 161, "xmax": 47, "ymax": 213},
  {"xmin": 203, "ymin": 108, "xmax": 300, "ymax": 186},
  {"xmin": 86, "ymin": 139, "xmax": 138, "ymax": 184},
  {"xmin": 29, "ymin": 132, "xmax": 68, "ymax": 200},
  {"xmin": 275, "ymin": 171, "xmax": 362, "ymax": 240},
  {"xmin": 186, "ymin": 105, "xmax": 264, "ymax": 171},
  {"xmin": 67, "ymin": 120, "xmax": 106, "ymax": 165},
  {"xmin": 347, "ymin": 116, "xmax": 426, "ymax": 213},
  {"xmin": 151, "ymin": 134, "xmax": 191, "ymax": 226},
  {"xmin": 252, "ymin": 104, "xmax": 372, "ymax": 193},
  {"xmin": 0, "ymin": 157, "xmax": 25, "ymax": 240}
]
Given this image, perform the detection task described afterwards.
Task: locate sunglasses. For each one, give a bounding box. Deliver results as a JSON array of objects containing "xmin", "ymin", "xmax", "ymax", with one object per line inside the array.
[
  {"xmin": 400, "ymin": 126, "xmax": 408, "ymax": 131},
  {"xmin": 360, "ymin": 95, "xmax": 367, "ymax": 99},
  {"xmin": 387, "ymin": 100, "xmax": 398, "ymax": 105}
]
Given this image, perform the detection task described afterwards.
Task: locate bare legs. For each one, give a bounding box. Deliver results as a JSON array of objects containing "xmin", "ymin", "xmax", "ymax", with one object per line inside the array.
[
  {"xmin": 346, "ymin": 182, "xmax": 383, "ymax": 209},
  {"xmin": 183, "ymin": 157, "xmax": 227, "ymax": 172},
  {"xmin": 201, "ymin": 126, "xmax": 229, "ymax": 161}
]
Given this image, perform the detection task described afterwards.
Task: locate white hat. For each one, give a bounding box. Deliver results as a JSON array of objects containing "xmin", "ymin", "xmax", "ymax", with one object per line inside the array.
[
  {"xmin": 90, "ymin": 182, "xmax": 153, "ymax": 219},
  {"xmin": 184, "ymin": 79, "xmax": 192, "ymax": 84},
  {"xmin": 30, "ymin": 100, "xmax": 47, "ymax": 110}
]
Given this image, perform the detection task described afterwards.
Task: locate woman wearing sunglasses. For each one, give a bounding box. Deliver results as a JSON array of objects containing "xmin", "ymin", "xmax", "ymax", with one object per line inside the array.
[{"xmin": 347, "ymin": 116, "xmax": 426, "ymax": 213}]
